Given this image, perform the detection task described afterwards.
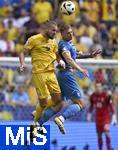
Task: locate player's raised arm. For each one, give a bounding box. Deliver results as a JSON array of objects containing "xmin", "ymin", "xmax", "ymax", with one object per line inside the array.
[
  {"xmin": 76, "ymin": 49, "xmax": 102, "ymax": 59},
  {"xmin": 18, "ymin": 37, "xmax": 33, "ymax": 72},
  {"xmin": 62, "ymin": 51, "xmax": 89, "ymax": 77}
]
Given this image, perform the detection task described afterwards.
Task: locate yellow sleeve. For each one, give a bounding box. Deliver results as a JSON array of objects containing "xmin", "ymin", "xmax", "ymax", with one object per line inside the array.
[
  {"xmin": 54, "ymin": 40, "xmax": 58, "ymax": 53},
  {"xmin": 24, "ymin": 37, "xmax": 34, "ymax": 50}
]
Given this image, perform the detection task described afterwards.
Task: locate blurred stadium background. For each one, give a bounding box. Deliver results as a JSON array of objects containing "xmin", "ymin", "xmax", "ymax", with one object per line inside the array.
[{"xmin": 0, "ymin": 0, "xmax": 118, "ymax": 149}]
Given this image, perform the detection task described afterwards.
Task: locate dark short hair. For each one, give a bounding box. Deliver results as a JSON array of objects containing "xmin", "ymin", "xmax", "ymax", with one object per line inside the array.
[{"xmin": 59, "ymin": 23, "xmax": 71, "ymax": 33}]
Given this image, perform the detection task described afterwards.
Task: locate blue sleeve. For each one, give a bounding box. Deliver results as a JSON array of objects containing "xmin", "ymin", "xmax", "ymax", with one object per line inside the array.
[{"xmin": 58, "ymin": 41, "xmax": 70, "ymax": 54}]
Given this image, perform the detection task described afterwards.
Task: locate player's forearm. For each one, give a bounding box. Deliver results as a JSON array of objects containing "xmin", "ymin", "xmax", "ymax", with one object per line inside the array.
[
  {"xmin": 19, "ymin": 51, "xmax": 25, "ymax": 66},
  {"xmin": 65, "ymin": 57, "xmax": 84, "ymax": 72},
  {"xmin": 19, "ymin": 47, "xmax": 29, "ymax": 66}
]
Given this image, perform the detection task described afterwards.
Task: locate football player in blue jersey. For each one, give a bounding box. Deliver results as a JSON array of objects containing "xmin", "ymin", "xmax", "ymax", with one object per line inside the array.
[
  {"xmin": 54, "ymin": 24, "xmax": 101, "ymax": 134},
  {"xmin": 54, "ymin": 24, "xmax": 89, "ymax": 134}
]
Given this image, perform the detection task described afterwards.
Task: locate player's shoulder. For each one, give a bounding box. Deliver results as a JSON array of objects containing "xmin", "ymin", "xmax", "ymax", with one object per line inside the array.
[
  {"xmin": 102, "ymin": 91, "xmax": 111, "ymax": 99},
  {"xmin": 90, "ymin": 92, "xmax": 99, "ymax": 100},
  {"xmin": 91, "ymin": 92, "xmax": 96, "ymax": 97},
  {"xmin": 59, "ymin": 40, "xmax": 68, "ymax": 45},
  {"xmin": 59, "ymin": 40, "xmax": 64, "ymax": 45},
  {"xmin": 101, "ymin": 91, "xmax": 109, "ymax": 96},
  {"xmin": 28, "ymin": 33, "xmax": 42, "ymax": 41},
  {"xmin": 58, "ymin": 40, "xmax": 69, "ymax": 48}
]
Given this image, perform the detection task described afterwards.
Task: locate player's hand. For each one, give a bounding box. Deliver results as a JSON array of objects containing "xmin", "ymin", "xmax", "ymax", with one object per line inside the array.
[
  {"xmin": 81, "ymin": 68, "xmax": 89, "ymax": 77},
  {"xmin": 111, "ymin": 114, "xmax": 117, "ymax": 125},
  {"xmin": 57, "ymin": 60, "xmax": 66, "ymax": 69},
  {"xmin": 91, "ymin": 49, "xmax": 102, "ymax": 57},
  {"xmin": 87, "ymin": 113, "xmax": 92, "ymax": 122},
  {"xmin": 17, "ymin": 64, "xmax": 27, "ymax": 73},
  {"xmin": 59, "ymin": 60, "xmax": 66, "ymax": 69}
]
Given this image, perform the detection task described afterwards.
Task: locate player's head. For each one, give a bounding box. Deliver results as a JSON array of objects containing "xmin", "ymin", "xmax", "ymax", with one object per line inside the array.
[
  {"xmin": 59, "ymin": 23, "xmax": 73, "ymax": 41},
  {"xmin": 95, "ymin": 83, "xmax": 103, "ymax": 93},
  {"xmin": 43, "ymin": 21, "xmax": 58, "ymax": 39}
]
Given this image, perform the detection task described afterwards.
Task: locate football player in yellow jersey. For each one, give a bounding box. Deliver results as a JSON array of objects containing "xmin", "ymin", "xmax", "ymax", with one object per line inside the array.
[{"xmin": 19, "ymin": 21, "xmax": 64, "ymax": 140}]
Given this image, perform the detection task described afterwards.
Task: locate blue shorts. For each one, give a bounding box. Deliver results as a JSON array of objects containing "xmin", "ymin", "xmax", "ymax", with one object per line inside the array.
[{"xmin": 57, "ymin": 70, "xmax": 82, "ymax": 101}]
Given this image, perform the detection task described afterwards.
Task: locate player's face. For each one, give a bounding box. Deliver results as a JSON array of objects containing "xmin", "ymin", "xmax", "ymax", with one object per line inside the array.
[
  {"xmin": 46, "ymin": 25, "xmax": 58, "ymax": 39},
  {"xmin": 96, "ymin": 83, "xmax": 102, "ymax": 93},
  {"xmin": 62, "ymin": 28, "xmax": 73, "ymax": 41}
]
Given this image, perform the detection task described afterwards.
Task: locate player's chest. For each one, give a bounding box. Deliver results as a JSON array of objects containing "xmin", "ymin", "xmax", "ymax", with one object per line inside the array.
[
  {"xmin": 68, "ymin": 43, "xmax": 76, "ymax": 58},
  {"xmin": 93, "ymin": 96, "xmax": 106, "ymax": 108},
  {"xmin": 33, "ymin": 40, "xmax": 55, "ymax": 52}
]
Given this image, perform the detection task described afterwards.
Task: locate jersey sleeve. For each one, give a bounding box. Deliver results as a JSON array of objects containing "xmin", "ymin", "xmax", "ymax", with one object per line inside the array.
[
  {"xmin": 53, "ymin": 40, "xmax": 58, "ymax": 53},
  {"xmin": 24, "ymin": 37, "xmax": 34, "ymax": 50},
  {"xmin": 106, "ymin": 93, "xmax": 116, "ymax": 114},
  {"xmin": 58, "ymin": 41, "xmax": 69, "ymax": 54},
  {"xmin": 107, "ymin": 94, "xmax": 112, "ymax": 104}
]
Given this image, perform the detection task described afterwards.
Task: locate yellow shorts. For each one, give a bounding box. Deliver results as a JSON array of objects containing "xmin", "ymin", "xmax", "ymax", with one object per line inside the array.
[{"xmin": 32, "ymin": 71, "xmax": 61, "ymax": 99}]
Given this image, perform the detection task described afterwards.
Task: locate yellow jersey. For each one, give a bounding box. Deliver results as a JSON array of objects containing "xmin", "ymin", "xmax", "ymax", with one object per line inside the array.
[{"xmin": 24, "ymin": 33, "xmax": 58, "ymax": 73}]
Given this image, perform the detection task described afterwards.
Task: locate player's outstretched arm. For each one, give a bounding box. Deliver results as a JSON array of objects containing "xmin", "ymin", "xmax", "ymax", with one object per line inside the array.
[
  {"xmin": 62, "ymin": 51, "xmax": 89, "ymax": 77},
  {"xmin": 76, "ymin": 49, "xmax": 102, "ymax": 59},
  {"xmin": 18, "ymin": 48, "xmax": 29, "ymax": 72}
]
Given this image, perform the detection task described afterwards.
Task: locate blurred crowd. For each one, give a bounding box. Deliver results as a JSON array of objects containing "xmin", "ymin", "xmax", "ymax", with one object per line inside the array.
[
  {"xmin": 0, "ymin": 0, "xmax": 118, "ymax": 119},
  {"xmin": 0, "ymin": 0, "xmax": 117, "ymax": 58},
  {"xmin": 0, "ymin": 67, "xmax": 38, "ymax": 106}
]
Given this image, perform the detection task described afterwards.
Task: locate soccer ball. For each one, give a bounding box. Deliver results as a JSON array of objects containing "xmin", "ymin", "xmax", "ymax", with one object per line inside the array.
[{"xmin": 60, "ymin": 1, "xmax": 75, "ymax": 15}]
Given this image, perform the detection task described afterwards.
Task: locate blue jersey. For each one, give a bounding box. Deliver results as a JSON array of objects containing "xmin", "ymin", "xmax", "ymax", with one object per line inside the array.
[
  {"xmin": 57, "ymin": 40, "xmax": 83, "ymax": 101},
  {"xmin": 58, "ymin": 40, "xmax": 76, "ymax": 69}
]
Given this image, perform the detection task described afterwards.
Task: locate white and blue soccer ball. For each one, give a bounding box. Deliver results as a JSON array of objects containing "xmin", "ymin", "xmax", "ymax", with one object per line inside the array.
[{"xmin": 61, "ymin": 1, "xmax": 75, "ymax": 15}]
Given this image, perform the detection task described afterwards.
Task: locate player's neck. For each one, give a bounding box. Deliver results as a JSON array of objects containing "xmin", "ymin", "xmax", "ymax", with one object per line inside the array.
[
  {"xmin": 42, "ymin": 33, "xmax": 49, "ymax": 40},
  {"xmin": 63, "ymin": 39, "xmax": 70, "ymax": 42},
  {"xmin": 62, "ymin": 38, "xmax": 71, "ymax": 42}
]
